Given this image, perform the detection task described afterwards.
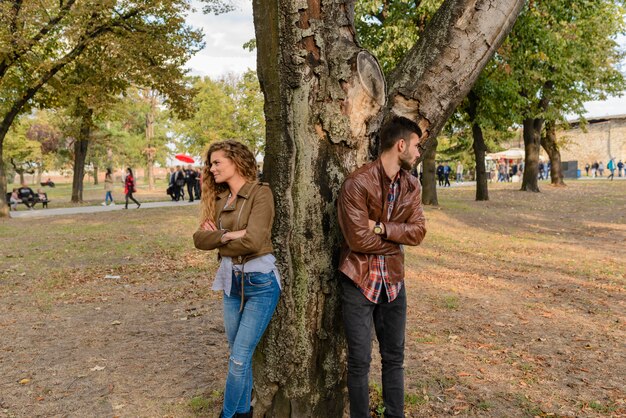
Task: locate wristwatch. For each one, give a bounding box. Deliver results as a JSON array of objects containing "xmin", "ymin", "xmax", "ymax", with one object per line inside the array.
[{"xmin": 373, "ymin": 222, "xmax": 384, "ymax": 235}]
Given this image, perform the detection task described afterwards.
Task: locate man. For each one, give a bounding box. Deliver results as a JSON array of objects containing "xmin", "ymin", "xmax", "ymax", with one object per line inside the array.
[
  {"xmin": 184, "ymin": 164, "xmax": 197, "ymax": 202},
  {"xmin": 607, "ymin": 158, "xmax": 615, "ymax": 180},
  {"xmin": 18, "ymin": 184, "xmax": 36, "ymax": 209},
  {"xmin": 618, "ymin": 160, "xmax": 624, "ymax": 177},
  {"xmin": 443, "ymin": 162, "xmax": 451, "ymax": 187},
  {"xmin": 337, "ymin": 116, "xmax": 427, "ymax": 418},
  {"xmin": 172, "ymin": 165, "xmax": 185, "ymax": 201},
  {"xmin": 455, "ymin": 161, "xmax": 463, "ymax": 183},
  {"xmin": 436, "ymin": 162, "xmax": 444, "ymax": 186}
]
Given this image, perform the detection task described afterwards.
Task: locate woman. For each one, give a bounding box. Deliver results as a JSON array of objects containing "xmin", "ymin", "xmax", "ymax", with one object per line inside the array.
[
  {"xmin": 123, "ymin": 168, "xmax": 141, "ymax": 209},
  {"xmin": 193, "ymin": 140, "xmax": 280, "ymax": 418},
  {"xmin": 103, "ymin": 168, "xmax": 114, "ymax": 206}
]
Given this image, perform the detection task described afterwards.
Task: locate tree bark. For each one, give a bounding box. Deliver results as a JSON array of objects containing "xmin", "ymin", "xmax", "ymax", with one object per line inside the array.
[
  {"xmin": 93, "ymin": 166, "xmax": 99, "ymax": 185},
  {"xmin": 0, "ymin": 144, "xmax": 6, "ymax": 216},
  {"xmin": 421, "ymin": 138, "xmax": 439, "ymax": 205},
  {"xmin": 521, "ymin": 117, "xmax": 542, "ymax": 192},
  {"xmin": 252, "ymin": 0, "xmax": 525, "ymax": 415},
  {"xmin": 541, "ymin": 120, "xmax": 565, "ymax": 186},
  {"xmin": 71, "ymin": 107, "xmax": 93, "ymax": 203},
  {"xmin": 468, "ymin": 91, "xmax": 488, "ymax": 201}
]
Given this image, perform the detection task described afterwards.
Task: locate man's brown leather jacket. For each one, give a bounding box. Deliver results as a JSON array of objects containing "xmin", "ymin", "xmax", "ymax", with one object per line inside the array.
[{"xmin": 337, "ymin": 159, "xmax": 426, "ymax": 286}]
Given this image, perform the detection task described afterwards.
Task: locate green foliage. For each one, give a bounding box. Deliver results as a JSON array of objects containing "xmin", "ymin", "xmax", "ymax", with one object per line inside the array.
[
  {"xmin": 3, "ymin": 121, "xmax": 42, "ymax": 179},
  {"xmin": 173, "ymin": 70, "xmax": 265, "ymax": 157},
  {"xmin": 504, "ymin": 0, "xmax": 626, "ymax": 120},
  {"xmin": 355, "ymin": 0, "xmax": 442, "ymax": 74}
]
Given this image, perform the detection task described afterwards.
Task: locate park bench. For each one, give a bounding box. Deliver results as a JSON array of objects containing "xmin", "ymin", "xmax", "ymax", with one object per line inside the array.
[{"xmin": 6, "ymin": 191, "xmax": 50, "ymax": 210}]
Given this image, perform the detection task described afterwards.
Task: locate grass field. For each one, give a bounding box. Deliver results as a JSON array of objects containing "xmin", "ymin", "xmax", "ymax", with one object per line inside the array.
[{"xmin": 0, "ymin": 180, "xmax": 624, "ymax": 417}]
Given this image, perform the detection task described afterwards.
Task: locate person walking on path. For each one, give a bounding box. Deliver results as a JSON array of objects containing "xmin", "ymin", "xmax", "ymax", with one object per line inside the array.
[
  {"xmin": 598, "ymin": 161, "xmax": 605, "ymax": 177},
  {"xmin": 585, "ymin": 163, "xmax": 590, "ymax": 177},
  {"xmin": 618, "ymin": 160, "xmax": 624, "ymax": 177},
  {"xmin": 193, "ymin": 140, "xmax": 280, "ymax": 418},
  {"xmin": 607, "ymin": 159, "xmax": 616, "ymax": 180},
  {"xmin": 337, "ymin": 116, "xmax": 427, "ymax": 418},
  {"xmin": 443, "ymin": 162, "xmax": 451, "ymax": 187},
  {"xmin": 456, "ymin": 161, "xmax": 463, "ymax": 183},
  {"xmin": 102, "ymin": 168, "xmax": 114, "ymax": 206},
  {"xmin": 185, "ymin": 164, "xmax": 197, "ymax": 202},
  {"xmin": 591, "ymin": 161, "xmax": 598, "ymax": 178},
  {"xmin": 123, "ymin": 168, "xmax": 141, "ymax": 209},
  {"xmin": 436, "ymin": 163, "xmax": 444, "ymax": 186}
]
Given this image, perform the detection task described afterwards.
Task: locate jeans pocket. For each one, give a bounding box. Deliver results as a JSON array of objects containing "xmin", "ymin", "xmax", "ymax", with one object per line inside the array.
[{"xmin": 247, "ymin": 272, "xmax": 273, "ymax": 287}]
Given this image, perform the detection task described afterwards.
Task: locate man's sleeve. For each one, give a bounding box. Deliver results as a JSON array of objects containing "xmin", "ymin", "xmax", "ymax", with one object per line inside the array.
[
  {"xmin": 382, "ymin": 184, "xmax": 426, "ymax": 246},
  {"xmin": 337, "ymin": 177, "xmax": 400, "ymax": 255}
]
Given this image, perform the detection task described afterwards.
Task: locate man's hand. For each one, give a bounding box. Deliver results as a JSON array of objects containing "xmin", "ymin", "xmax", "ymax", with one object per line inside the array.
[
  {"xmin": 221, "ymin": 229, "xmax": 247, "ymax": 243},
  {"xmin": 200, "ymin": 220, "xmax": 217, "ymax": 231}
]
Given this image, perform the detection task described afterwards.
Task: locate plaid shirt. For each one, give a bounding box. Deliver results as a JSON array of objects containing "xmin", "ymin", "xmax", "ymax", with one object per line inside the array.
[{"xmin": 358, "ymin": 173, "xmax": 403, "ymax": 303}]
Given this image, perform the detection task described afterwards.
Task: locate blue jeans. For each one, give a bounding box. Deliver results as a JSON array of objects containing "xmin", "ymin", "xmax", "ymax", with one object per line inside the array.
[
  {"xmin": 105, "ymin": 191, "xmax": 113, "ymax": 204},
  {"xmin": 222, "ymin": 271, "xmax": 280, "ymax": 417}
]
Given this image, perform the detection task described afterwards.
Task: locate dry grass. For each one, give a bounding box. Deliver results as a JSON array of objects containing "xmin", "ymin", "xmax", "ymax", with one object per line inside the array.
[{"xmin": 0, "ymin": 180, "xmax": 624, "ymax": 417}]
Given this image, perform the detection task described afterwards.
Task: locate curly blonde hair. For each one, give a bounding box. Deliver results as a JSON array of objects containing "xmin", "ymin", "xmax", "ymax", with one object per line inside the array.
[{"xmin": 200, "ymin": 140, "xmax": 258, "ymax": 223}]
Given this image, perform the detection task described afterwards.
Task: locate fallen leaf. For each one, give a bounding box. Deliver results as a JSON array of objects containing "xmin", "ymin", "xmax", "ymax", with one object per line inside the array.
[
  {"xmin": 19, "ymin": 378, "xmax": 30, "ymax": 385},
  {"xmin": 90, "ymin": 365, "xmax": 105, "ymax": 372}
]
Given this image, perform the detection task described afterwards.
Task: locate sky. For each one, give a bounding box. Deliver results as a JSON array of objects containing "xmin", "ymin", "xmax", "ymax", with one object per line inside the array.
[{"xmin": 184, "ymin": 3, "xmax": 626, "ymax": 119}]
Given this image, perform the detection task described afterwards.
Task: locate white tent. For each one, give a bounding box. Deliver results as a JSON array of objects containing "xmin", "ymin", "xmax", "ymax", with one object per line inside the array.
[{"xmin": 487, "ymin": 147, "xmax": 525, "ymax": 160}]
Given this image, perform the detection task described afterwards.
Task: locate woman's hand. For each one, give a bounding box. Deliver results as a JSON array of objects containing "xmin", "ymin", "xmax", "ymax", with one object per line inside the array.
[
  {"xmin": 200, "ymin": 220, "xmax": 217, "ymax": 231},
  {"xmin": 220, "ymin": 229, "xmax": 247, "ymax": 243}
]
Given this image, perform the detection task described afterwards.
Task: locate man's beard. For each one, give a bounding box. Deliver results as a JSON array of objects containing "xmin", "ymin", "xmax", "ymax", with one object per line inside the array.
[{"xmin": 400, "ymin": 151, "xmax": 414, "ymax": 171}]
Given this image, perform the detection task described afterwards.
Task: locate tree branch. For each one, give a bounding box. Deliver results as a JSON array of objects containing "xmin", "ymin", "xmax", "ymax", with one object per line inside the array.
[{"xmin": 0, "ymin": 0, "xmax": 77, "ymax": 79}]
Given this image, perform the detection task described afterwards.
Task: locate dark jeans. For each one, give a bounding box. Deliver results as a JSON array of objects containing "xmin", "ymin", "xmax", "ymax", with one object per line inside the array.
[
  {"xmin": 340, "ymin": 275, "xmax": 407, "ymax": 418},
  {"xmin": 186, "ymin": 182, "xmax": 195, "ymax": 201},
  {"xmin": 125, "ymin": 191, "xmax": 140, "ymax": 208}
]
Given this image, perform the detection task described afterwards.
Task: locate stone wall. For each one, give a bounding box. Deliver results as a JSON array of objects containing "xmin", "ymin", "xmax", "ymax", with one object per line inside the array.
[{"xmin": 557, "ymin": 116, "xmax": 626, "ymax": 166}]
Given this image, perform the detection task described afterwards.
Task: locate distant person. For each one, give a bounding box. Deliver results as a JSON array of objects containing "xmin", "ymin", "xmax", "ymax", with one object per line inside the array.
[
  {"xmin": 102, "ymin": 168, "xmax": 114, "ymax": 206},
  {"xmin": 9, "ymin": 188, "xmax": 19, "ymax": 211},
  {"xmin": 618, "ymin": 160, "xmax": 624, "ymax": 177},
  {"xmin": 36, "ymin": 189, "xmax": 48, "ymax": 208},
  {"xmin": 184, "ymin": 164, "xmax": 197, "ymax": 202},
  {"xmin": 598, "ymin": 161, "xmax": 604, "ymax": 177},
  {"xmin": 584, "ymin": 163, "xmax": 590, "ymax": 177},
  {"xmin": 456, "ymin": 161, "xmax": 463, "ymax": 183},
  {"xmin": 443, "ymin": 162, "xmax": 451, "ymax": 187},
  {"xmin": 607, "ymin": 158, "xmax": 615, "ymax": 180},
  {"xmin": 167, "ymin": 167, "xmax": 176, "ymax": 200},
  {"xmin": 123, "ymin": 168, "xmax": 141, "ymax": 209},
  {"xmin": 194, "ymin": 167, "xmax": 202, "ymax": 199},
  {"xmin": 175, "ymin": 165, "xmax": 185, "ymax": 201},
  {"xmin": 436, "ymin": 163, "xmax": 444, "ymax": 186},
  {"xmin": 538, "ymin": 162, "xmax": 545, "ymax": 180},
  {"xmin": 40, "ymin": 178, "xmax": 55, "ymax": 187},
  {"xmin": 18, "ymin": 184, "xmax": 36, "ymax": 209},
  {"xmin": 591, "ymin": 161, "xmax": 598, "ymax": 178}
]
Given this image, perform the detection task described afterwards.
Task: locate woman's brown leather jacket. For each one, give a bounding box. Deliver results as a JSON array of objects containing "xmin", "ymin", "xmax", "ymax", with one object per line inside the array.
[
  {"xmin": 193, "ymin": 181, "xmax": 274, "ymax": 264},
  {"xmin": 337, "ymin": 159, "xmax": 426, "ymax": 286}
]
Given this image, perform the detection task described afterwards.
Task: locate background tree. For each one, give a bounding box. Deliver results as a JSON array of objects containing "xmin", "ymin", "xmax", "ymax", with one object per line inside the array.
[
  {"xmin": 0, "ymin": 0, "xmax": 203, "ymax": 215},
  {"xmin": 502, "ymin": 0, "xmax": 626, "ymax": 192},
  {"xmin": 172, "ymin": 71, "xmax": 266, "ymax": 157},
  {"xmin": 251, "ymin": 0, "xmax": 526, "ymax": 415}
]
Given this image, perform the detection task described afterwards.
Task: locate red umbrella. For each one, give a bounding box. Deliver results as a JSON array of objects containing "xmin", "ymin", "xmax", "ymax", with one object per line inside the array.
[{"xmin": 175, "ymin": 154, "xmax": 195, "ymax": 164}]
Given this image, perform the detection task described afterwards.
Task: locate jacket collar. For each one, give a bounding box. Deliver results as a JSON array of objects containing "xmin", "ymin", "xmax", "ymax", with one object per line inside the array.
[{"xmin": 216, "ymin": 181, "xmax": 256, "ymax": 200}]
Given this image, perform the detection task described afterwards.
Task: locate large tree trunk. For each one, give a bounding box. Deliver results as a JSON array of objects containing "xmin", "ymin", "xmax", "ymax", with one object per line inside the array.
[
  {"xmin": 541, "ymin": 120, "xmax": 565, "ymax": 186},
  {"xmin": 472, "ymin": 123, "xmax": 489, "ymax": 200},
  {"xmin": 71, "ymin": 107, "xmax": 93, "ymax": 203},
  {"xmin": 521, "ymin": 117, "xmax": 542, "ymax": 192},
  {"xmin": 421, "ymin": 138, "xmax": 438, "ymax": 205},
  {"xmin": 252, "ymin": 0, "xmax": 525, "ymax": 415}
]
